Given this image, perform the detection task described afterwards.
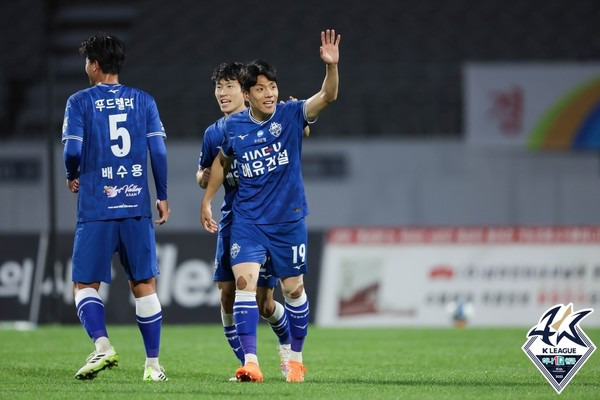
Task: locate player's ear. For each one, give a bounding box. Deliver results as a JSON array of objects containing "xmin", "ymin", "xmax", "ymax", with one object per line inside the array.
[{"xmin": 243, "ymin": 91, "xmax": 249, "ymax": 101}]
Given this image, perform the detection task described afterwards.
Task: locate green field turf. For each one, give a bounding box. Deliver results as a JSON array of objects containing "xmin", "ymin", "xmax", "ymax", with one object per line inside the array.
[{"xmin": 0, "ymin": 324, "xmax": 598, "ymax": 399}]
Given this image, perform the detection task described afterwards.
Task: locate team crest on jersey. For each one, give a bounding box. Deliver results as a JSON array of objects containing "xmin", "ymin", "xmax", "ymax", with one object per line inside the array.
[
  {"xmin": 522, "ymin": 303, "xmax": 596, "ymax": 394},
  {"xmin": 269, "ymin": 122, "xmax": 282, "ymax": 137},
  {"xmin": 230, "ymin": 243, "xmax": 241, "ymax": 259}
]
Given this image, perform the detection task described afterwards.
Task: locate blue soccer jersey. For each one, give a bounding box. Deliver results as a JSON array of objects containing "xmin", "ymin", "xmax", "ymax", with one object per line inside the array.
[
  {"xmin": 62, "ymin": 83, "xmax": 166, "ymax": 222},
  {"xmin": 199, "ymin": 117, "xmax": 238, "ymax": 232},
  {"xmin": 220, "ymin": 100, "xmax": 310, "ymax": 224}
]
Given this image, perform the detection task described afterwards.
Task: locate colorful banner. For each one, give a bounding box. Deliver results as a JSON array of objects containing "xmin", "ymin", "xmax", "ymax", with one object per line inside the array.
[
  {"xmin": 316, "ymin": 227, "xmax": 600, "ymax": 327},
  {"xmin": 464, "ymin": 63, "xmax": 600, "ymax": 150}
]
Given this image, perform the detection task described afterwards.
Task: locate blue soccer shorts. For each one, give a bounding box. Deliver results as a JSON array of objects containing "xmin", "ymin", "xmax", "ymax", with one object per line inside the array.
[
  {"xmin": 213, "ymin": 228, "xmax": 278, "ymax": 288},
  {"xmin": 230, "ymin": 218, "xmax": 308, "ymax": 279},
  {"xmin": 71, "ymin": 217, "xmax": 159, "ymax": 284}
]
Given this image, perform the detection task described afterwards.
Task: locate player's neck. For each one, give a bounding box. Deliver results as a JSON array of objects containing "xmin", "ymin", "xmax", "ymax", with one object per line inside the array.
[
  {"xmin": 224, "ymin": 105, "xmax": 247, "ymax": 117},
  {"xmin": 249, "ymin": 107, "xmax": 271, "ymax": 122},
  {"xmin": 93, "ymin": 74, "xmax": 119, "ymax": 85}
]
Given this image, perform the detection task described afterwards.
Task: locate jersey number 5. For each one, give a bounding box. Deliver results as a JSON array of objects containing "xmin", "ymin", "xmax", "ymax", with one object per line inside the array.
[{"xmin": 109, "ymin": 113, "xmax": 131, "ymax": 157}]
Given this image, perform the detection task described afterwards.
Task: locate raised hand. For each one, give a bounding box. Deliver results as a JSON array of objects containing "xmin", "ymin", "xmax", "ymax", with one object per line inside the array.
[{"xmin": 319, "ymin": 29, "xmax": 341, "ymax": 65}]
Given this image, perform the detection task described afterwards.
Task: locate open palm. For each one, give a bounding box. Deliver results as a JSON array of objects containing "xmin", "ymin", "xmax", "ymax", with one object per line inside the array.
[{"xmin": 320, "ymin": 29, "xmax": 341, "ymax": 65}]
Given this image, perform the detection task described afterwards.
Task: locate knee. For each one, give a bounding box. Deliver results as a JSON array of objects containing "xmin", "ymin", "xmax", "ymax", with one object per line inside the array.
[
  {"xmin": 258, "ymin": 299, "xmax": 275, "ymax": 319},
  {"xmin": 220, "ymin": 290, "xmax": 235, "ymax": 312},
  {"xmin": 236, "ymin": 276, "xmax": 247, "ymax": 290},
  {"xmin": 283, "ymin": 283, "xmax": 304, "ymax": 299}
]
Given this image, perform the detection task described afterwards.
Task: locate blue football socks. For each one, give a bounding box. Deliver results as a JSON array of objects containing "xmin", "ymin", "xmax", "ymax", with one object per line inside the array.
[
  {"xmin": 75, "ymin": 287, "xmax": 108, "ymax": 341},
  {"xmin": 234, "ymin": 290, "xmax": 259, "ymax": 357},
  {"xmin": 135, "ymin": 293, "xmax": 163, "ymax": 358},
  {"xmin": 284, "ymin": 290, "xmax": 309, "ymax": 353}
]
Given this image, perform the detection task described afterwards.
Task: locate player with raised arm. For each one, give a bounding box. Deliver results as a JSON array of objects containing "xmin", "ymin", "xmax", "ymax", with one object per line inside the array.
[
  {"xmin": 62, "ymin": 33, "xmax": 170, "ymax": 382},
  {"xmin": 201, "ymin": 29, "xmax": 340, "ymax": 383},
  {"xmin": 197, "ymin": 62, "xmax": 293, "ymax": 380}
]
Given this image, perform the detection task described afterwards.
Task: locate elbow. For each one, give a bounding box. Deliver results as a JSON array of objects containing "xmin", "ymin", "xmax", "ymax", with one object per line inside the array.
[{"xmin": 324, "ymin": 91, "xmax": 338, "ymax": 104}]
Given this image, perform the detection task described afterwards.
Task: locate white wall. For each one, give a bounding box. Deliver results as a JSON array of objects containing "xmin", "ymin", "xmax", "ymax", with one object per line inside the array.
[{"xmin": 2, "ymin": 138, "xmax": 600, "ymax": 233}]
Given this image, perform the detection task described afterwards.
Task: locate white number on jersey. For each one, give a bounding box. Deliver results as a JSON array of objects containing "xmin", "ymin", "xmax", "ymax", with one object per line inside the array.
[
  {"xmin": 291, "ymin": 244, "xmax": 306, "ymax": 264},
  {"xmin": 109, "ymin": 113, "xmax": 131, "ymax": 157}
]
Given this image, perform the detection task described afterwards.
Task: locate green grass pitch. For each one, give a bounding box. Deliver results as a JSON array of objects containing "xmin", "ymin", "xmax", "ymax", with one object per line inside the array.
[{"xmin": 1, "ymin": 324, "xmax": 599, "ymax": 399}]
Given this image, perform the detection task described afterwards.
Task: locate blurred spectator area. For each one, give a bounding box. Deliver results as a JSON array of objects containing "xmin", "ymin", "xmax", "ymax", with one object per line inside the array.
[{"xmin": 3, "ymin": 0, "xmax": 600, "ymax": 139}]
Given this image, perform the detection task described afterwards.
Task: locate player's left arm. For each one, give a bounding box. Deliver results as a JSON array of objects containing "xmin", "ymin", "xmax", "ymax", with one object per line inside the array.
[
  {"xmin": 286, "ymin": 96, "xmax": 311, "ymax": 137},
  {"xmin": 305, "ymin": 29, "xmax": 341, "ymax": 121},
  {"xmin": 148, "ymin": 135, "xmax": 170, "ymax": 224}
]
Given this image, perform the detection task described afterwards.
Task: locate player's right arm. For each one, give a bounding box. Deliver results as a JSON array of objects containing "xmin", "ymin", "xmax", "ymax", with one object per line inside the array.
[
  {"xmin": 63, "ymin": 139, "xmax": 82, "ymax": 192},
  {"xmin": 201, "ymin": 151, "xmax": 232, "ymax": 233},
  {"xmin": 196, "ymin": 167, "xmax": 211, "ymax": 189},
  {"xmin": 62, "ymin": 94, "xmax": 84, "ymax": 193},
  {"xmin": 197, "ymin": 124, "xmax": 221, "ymax": 189}
]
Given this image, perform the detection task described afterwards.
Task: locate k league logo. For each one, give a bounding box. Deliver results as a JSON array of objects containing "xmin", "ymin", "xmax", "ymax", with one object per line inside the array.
[{"xmin": 522, "ymin": 303, "xmax": 596, "ymax": 394}]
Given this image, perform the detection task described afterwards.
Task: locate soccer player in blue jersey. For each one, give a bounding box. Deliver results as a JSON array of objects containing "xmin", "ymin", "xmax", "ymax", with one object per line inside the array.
[
  {"xmin": 62, "ymin": 34, "xmax": 170, "ymax": 382},
  {"xmin": 197, "ymin": 62, "xmax": 293, "ymax": 379},
  {"xmin": 201, "ymin": 29, "xmax": 341, "ymax": 382}
]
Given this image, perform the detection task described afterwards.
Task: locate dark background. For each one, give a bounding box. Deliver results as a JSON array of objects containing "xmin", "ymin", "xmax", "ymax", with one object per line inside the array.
[
  {"xmin": 1, "ymin": 0, "xmax": 599, "ymax": 141},
  {"xmin": 0, "ymin": 232, "xmax": 324, "ymax": 324}
]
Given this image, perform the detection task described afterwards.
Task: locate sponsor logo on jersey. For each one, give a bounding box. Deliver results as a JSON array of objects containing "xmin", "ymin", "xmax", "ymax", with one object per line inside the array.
[{"xmin": 103, "ymin": 184, "xmax": 143, "ymax": 198}]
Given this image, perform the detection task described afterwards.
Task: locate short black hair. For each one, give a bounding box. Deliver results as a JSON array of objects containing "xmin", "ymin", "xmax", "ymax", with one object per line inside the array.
[
  {"xmin": 240, "ymin": 60, "xmax": 277, "ymax": 92},
  {"xmin": 79, "ymin": 33, "xmax": 126, "ymax": 74},
  {"xmin": 211, "ymin": 62, "xmax": 244, "ymax": 86}
]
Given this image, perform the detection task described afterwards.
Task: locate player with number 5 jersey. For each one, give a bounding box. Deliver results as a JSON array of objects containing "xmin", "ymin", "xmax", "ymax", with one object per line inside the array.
[
  {"xmin": 62, "ymin": 74, "xmax": 166, "ymax": 221},
  {"xmin": 62, "ymin": 33, "xmax": 170, "ymax": 383}
]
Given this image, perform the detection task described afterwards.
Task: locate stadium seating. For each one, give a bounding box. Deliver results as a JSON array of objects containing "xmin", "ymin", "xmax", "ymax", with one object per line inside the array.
[{"xmin": 3, "ymin": 0, "xmax": 600, "ymax": 138}]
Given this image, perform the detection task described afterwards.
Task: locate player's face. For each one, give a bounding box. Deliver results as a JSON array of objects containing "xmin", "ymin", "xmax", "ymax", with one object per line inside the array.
[
  {"xmin": 245, "ymin": 75, "xmax": 278, "ymax": 121},
  {"xmin": 214, "ymin": 79, "xmax": 245, "ymax": 116}
]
